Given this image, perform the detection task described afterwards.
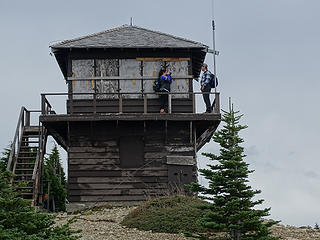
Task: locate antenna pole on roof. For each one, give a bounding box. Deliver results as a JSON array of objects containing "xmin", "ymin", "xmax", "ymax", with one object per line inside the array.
[
  {"xmin": 130, "ymin": 17, "xmax": 133, "ymax": 26},
  {"xmin": 212, "ymin": 0, "xmax": 218, "ymax": 94}
]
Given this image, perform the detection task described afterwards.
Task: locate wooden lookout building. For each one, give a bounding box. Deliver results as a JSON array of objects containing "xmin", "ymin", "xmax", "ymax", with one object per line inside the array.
[{"xmin": 7, "ymin": 25, "xmax": 221, "ymax": 204}]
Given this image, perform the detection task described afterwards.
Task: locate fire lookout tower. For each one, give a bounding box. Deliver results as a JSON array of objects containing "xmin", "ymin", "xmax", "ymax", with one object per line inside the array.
[{"xmin": 7, "ymin": 25, "xmax": 221, "ymax": 204}]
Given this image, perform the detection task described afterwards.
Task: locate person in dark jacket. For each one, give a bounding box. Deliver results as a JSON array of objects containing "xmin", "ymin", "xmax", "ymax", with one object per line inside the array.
[
  {"xmin": 158, "ymin": 69, "xmax": 172, "ymax": 113},
  {"xmin": 200, "ymin": 63, "xmax": 212, "ymax": 113}
]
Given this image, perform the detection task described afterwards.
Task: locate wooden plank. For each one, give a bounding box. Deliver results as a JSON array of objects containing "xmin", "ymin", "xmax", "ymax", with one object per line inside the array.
[
  {"xmin": 69, "ymin": 170, "xmax": 168, "ymax": 177},
  {"xmin": 68, "ymin": 176, "xmax": 168, "ymax": 184},
  {"xmin": 69, "ymin": 164, "xmax": 167, "ymax": 171},
  {"xmin": 68, "ymin": 182, "xmax": 168, "ymax": 190},
  {"xmin": 69, "ymin": 158, "xmax": 120, "ymax": 165},
  {"xmin": 165, "ymin": 146, "xmax": 194, "ymax": 153},
  {"xmin": 41, "ymin": 113, "xmax": 222, "ymax": 122},
  {"xmin": 166, "ymin": 156, "xmax": 195, "ymax": 166},
  {"xmin": 69, "ymin": 147, "xmax": 108, "ymax": 153},
  {"xmin": 68, "ymin": 152, "xmax": 119, "ymax": 159},
  {"xmin": 68, "ymin": 188, "xmax": 168, "ymax": 196},
  {"xmin": 136, "ymin": 57, "xmax": 190, "ymax": 61},
  {"xmin": 68, "ymin": 195, "xmax": 149, "ymax": 202}
]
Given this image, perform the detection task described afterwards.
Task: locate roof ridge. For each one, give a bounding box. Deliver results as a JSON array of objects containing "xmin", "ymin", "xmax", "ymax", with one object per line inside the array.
[
  {"xmin": 131, "ymin": 25, "xmax": 207, "ymax": 47},
  {"xmin": 50, "ymin": 24, "xmax": 130, "ymax": 48}
]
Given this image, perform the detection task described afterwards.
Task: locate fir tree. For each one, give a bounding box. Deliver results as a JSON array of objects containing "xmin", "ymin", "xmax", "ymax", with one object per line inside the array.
[
  {"xmin": 0, "ymin": 171, "xmax": 80, "ymax": 239},
  {"xmin": 43, "ymin": 145, "xmax": 67, "ymax": 212},
  {"xmin": 189, "ymin": 100, "xmax": 279, "ymax": 240},
  {"xmin": 0, "ymin": 146, "xmax": 10, "ymax": 172}
]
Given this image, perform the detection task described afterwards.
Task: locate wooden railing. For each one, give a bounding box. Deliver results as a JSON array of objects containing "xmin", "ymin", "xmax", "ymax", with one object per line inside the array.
[
  {"xmin": 7, "ymin": 107, "xmax": 41, "ymax": 172},
  {"xmin": 40, "ymin": 91, "xmax": 220, "ymax": 115},
  {"xmin": 6, "ymin": 106, "xmax": 52, "ymax": 206}
]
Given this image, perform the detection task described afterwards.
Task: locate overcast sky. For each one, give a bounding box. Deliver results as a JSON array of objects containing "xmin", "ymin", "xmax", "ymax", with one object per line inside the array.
[{"xmin": 1, "ymin": 0, "xmax": 319, "ymax": 227}]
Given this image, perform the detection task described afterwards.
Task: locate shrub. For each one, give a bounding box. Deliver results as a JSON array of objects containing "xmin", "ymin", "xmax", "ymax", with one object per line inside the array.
[{"xmin": 121, "ymin": 195, "xmax": 210, "ymax": 234}]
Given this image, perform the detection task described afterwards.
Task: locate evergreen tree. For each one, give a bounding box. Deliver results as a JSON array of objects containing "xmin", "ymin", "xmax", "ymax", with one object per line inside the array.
[
  {"xmin": 0, "ymin": 146, "xmax": 10, "ymax": 172},
  {"xmin": 43, "ymin": 145, "xmax": 67, "ymax": 212},
  {"xmin": 189, "ymin": 101, "xmax": 278, "ymax": 240},
  {"xmin": 0, "ymin": 171, "xmax": 79, "ymax": 239},
  {"xmin": 315, "ymin": 223, "xmax": 320, "ymax": 230}
]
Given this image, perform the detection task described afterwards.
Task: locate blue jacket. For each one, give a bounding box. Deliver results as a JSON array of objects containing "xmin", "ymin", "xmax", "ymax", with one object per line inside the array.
[
  {"xmin": 201, "ymin": 70, "xmax": 211, "ymax": 87},
  {"xmin": 160, "ymin": 74, "xmax": 172, "ymax": 92}
]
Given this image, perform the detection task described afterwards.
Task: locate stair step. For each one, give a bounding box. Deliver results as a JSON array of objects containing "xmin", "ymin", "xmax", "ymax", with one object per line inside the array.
[
  {"xmin": 22, "ymin": 135, "xmax": 40, "ymax": 138},
  {"xmin": 16, "ymin": 169, "xmax": 34, "ymax": 171},
  {"xmin": 19, "ymin": 192, "xmax": 33, "ymax": 196},
  {"xmin": 20, "ymin": 146, "xmax": 38, "ymax": 149},
  {"xmin": 21, "ymin": 141, "xmax": 39, "ymax": 143},
  {"xmin": 13, "ymin": 180, "xmax": 33, "ymax": 183},
  {"xmin": 16, "ymin": 163, "xmax": 35, "ymax": 165}
]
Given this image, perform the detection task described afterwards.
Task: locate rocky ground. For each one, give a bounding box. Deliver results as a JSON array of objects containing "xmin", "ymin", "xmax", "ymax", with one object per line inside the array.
[{"xmin": 55, "ymin": 206, "xmax": 320, "ymax": 240}]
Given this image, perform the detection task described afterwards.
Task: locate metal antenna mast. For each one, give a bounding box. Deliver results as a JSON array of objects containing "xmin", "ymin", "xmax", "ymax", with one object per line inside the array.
[{"xmin": 212, "ymin": 0, "xmax": 218, "ymax": 93}]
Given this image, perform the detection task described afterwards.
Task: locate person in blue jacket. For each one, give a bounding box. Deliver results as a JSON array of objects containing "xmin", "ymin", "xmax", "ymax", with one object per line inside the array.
[
  {"xmin": 200, "ymin": 63, "xmax": 212, "ymax": 113},
  {"xmin": 158, "ymin": 68, "xmax": 172, "ymax": 113}
]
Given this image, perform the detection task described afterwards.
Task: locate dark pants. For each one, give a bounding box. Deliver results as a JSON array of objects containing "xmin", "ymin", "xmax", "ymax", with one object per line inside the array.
[
  {"xmin": 202, "ymin": 85, "xmax": 212, "ymax": 113},
  {"xmin": 160, "ymin": 92, "xmax": 168, "ymax": 112}
]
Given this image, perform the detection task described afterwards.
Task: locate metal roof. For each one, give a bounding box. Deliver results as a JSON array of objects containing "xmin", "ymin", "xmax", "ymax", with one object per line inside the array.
[{"xmin": 51, "ymin": 25, "xmax": 208, "ymax": 49}]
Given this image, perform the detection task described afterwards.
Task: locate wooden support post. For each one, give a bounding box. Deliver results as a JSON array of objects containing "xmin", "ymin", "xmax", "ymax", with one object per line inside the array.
[
  {"xmin": 21, "ymin": 110, "xmax": 25, "ymax": 132},
  {"xmin": 168, "ymin": 93, "xmax": 172, "ymax": 114},
  {"xmin": 192, "ymin": 93, "xmax": 196, "ymax": 113},
  {"xmin": 41, "ymin": 94, "xmax": 46, "ymax": 114},
  {"xmin": 68, "ymin": 81, "xmax": 73, "ymax": 114},
  {"xmin": 93, "ymin": 91, "xmax": 97, "ymax": 114},
  {"xmin": 143, "ymin": 94, "xmax": 147, "ymax": 114},
  {"xmin": 119, "ymin": 94, "xmax": 123, "ymax": 113},
  {"xmin": 214, "ymin": 92, "xmax": 220, "ymax": 114},
  {"xmin": 25, "ymin": 110, "xmax": 30, "ymax": 127},
  {"xmin": 165, "ymin": 120, "xmax": 168, "ymax": 144},
  {"xmin": 189, "ymin": 121, "xmax": 193, "ymax": 144}
]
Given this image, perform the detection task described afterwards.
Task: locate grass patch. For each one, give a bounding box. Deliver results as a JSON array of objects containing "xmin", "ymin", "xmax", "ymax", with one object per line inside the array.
[{"xmin": 121, "ymin": 195, "xmax": 210, "ymax": 234}]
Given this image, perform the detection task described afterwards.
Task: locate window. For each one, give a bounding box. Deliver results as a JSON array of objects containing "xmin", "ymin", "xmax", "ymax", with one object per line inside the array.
[{"xmin": 119, "ymin": 136, "xmax": 144, "ymax": 168}]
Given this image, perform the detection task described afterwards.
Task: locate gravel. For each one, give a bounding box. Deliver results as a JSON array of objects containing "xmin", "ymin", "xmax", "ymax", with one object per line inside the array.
[
  {"xmin": 55, "ymin": 206, "xmax": 193, "ymax": 240},
  {"xmin": 55, "ymin": 206, "xmax": 320, "ymax": 240}
]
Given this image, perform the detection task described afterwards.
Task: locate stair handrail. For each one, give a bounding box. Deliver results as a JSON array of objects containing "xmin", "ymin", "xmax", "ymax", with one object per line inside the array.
[
  {"xmin": 7, "ymin": 107, "xmax": 26, "ymax": 172},
  {"xmin": 32, "ymin": 98, "xmax": 54, "ymax": 206},
  {"xmin": 32, "ymin": 124, "xmax": 46, "ymax": 206}
]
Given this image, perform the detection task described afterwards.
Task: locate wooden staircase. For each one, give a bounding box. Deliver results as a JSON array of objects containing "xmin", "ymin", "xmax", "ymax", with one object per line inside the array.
[{"xmin": 7, "ymin": 107, "xmax": 48, "ymax": 205}]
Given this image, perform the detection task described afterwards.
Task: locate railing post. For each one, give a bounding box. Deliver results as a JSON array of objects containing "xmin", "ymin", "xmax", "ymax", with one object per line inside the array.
[
  {"xmin": 21, "ymin": 109, "xmax": 25, "ymax": 131},
  {"xmin": 25, "ymin": 110, "xmax": 30, "ymax": 126},
  {"xmin": 93, "ymin": 92, "xmax": 97, "ymax": 114},
  {"xmin": 119, "ymin": 94, "xmax": 123, "ymax": 113},
  {"xmin": 41, "ymin": 94, "xmax": 46, "ymax": 114},
  {"xmin": 143, "ymin": 93, "xmax": 147, "ymax": 114},
  {"xmin": 214, "ymin": 92, "xmax": 220, "ymax": 114},
  {"xmin": 192, "ymin": 93, "xmax": 196, "ymax": 114},
  {"xmin": 168, "ymin": 93, "xmax": 172, "ymax": 114}
]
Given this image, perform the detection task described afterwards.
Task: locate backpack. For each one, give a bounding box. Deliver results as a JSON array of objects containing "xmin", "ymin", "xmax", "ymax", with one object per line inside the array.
[
  {"xmin": 153, "ymin": 79, "xmax": 161, "ymax": 92},
  {"xmin": 210, "ymin": 73, "xmax": 218, "ymax": 88}
]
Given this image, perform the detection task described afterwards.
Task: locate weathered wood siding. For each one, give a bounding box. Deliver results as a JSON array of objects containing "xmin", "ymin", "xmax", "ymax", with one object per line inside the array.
[
  {"xmin": 72, "ymin": 59, "xmax": 94, "ymax": 99},
  {"xmin": 70, "ymin": 58, "xmax": 190, "ymax": 100},
  {"xmin": 66, "ymin": 98, "xmax": 193, "ymax": 114},
  {"xmin": 67, "ymin": 121, "xmax": 197, "ymax": 202}
]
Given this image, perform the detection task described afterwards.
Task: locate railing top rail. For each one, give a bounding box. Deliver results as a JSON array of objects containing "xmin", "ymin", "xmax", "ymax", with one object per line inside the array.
[
  {"xmin": 67, "ymin": 75, "xmax": 195, "ymax": 81},
  {"xmin": 41, "ymin": 91, "xmax": 220, "ymax": 96},
  {"xmin": 7, "ymin": 107, "xmax": 25, "ymax": 170}
]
